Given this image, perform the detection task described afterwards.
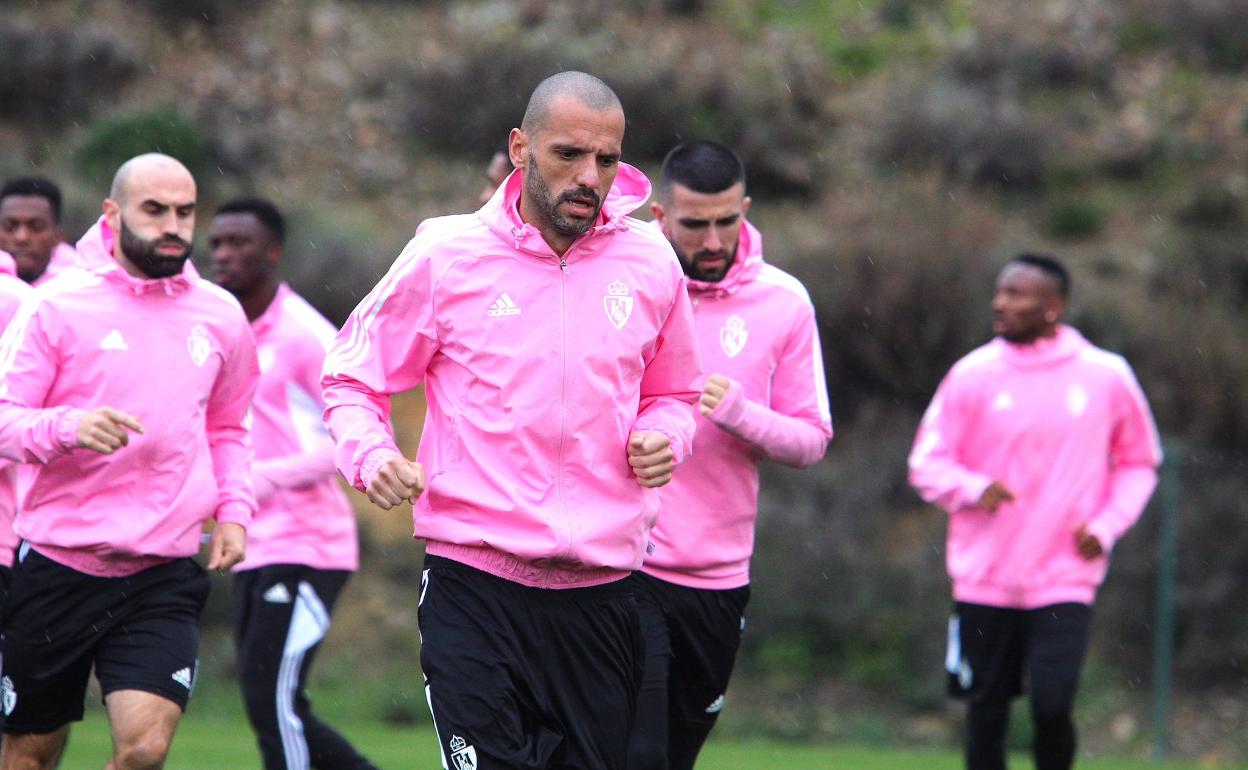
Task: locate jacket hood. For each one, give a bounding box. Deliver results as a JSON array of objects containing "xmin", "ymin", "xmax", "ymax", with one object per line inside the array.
[
  {"xmin": 997, "ymin": 324, "xmax": 1087, "ymax": 370},
  {"xmin": 0, "ymin": 249, "xmax": 14, "ymax": 278},
  {"xmin": 684, "ymin": 218, "xmax": 765, "ymax": 298},
  {"xmin": 479, "ymin": 163, "xmax": 652, "ymax": 256},
  {"xmin": 76, "ymin": 216, "xmax": 195, "ymax": 296}
]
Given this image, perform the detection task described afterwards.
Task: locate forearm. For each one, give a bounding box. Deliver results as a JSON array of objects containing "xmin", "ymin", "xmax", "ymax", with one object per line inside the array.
[
  {"xmin": 0, "ymin": 402, "xmax": 83, "ymax": 464},
  {"xmin": 1085, "ymin": 464, "xmax": 1159, "ymax": 550},
  {"xmin": 707, "ymin": 386, "xmax": 830, "ymax": 467}
]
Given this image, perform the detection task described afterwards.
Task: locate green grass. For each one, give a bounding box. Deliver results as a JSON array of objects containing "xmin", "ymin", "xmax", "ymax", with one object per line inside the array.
[{"xmin": 57, "ymin": 707, "xmax": 1243, "ymax": 769}]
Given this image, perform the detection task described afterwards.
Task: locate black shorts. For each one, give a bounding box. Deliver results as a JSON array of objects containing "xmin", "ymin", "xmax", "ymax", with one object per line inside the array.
[
  {"xmin": 627, "ymin": 571, "xmax": 749, "ymax": 725},
  {"xmin": 946, "ymin": 601, "xmax": 1092, "ymax": 702},
  {"xmin": 0, "ymin": 547, "xmax": 210, "ymax": 734},
  {"xmin": 418, "ymin": 555, "xmax": 644, "ymax": 770}
]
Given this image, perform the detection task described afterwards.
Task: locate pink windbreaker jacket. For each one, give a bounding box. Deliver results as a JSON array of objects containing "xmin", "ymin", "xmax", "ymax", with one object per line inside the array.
[
  {"xmin": 0, "ymin": 218, "xmax": 259, "ymax": 577},
  {"xmin": 908, "ymin": 325, "xmax": 1162, "ymax": 608},
  {"xmin": 238, "ymin": 283, "xmax": 357, "ymax": 573},
  {"xmin": 643, "ymin": 220, "xmax": 832, "ymax": 589},
  {"xmin": 322, "ymin": 165, "xmax": 702, "ymax": 589},
  {"xmin": 31, "ymin": 241, "xmax": 90, "ymax": 286},
  {"xmin": 0, "ymin": 250, "xmax": 32, "ymax": 566}
]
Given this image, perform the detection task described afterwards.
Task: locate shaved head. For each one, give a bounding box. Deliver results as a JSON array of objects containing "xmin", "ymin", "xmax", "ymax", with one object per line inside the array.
[
  {"xmin": 520, "ymin": 71, "xmax": 623, "ymax": 136},
  {"xmin": 110, "ymin": 153, "xmax": 194, "ymax": 205}
]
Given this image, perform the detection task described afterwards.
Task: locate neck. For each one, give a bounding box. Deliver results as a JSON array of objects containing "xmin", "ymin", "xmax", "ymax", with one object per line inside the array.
[
  {"xmin": 113, "ymin": 249, "xmax": 151, "ymax": 279},
  {"xmin": 518, "ymin": 195, "xmax": 576, "ymax": 257},
  {"xmin": 239, "ymin": 280, "xmax": 280, "ymax": 322}
]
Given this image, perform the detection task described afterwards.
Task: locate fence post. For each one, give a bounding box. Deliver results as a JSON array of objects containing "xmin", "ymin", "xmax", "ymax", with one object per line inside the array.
[{"xmin": 1151, "ymin": 445, "xmax": 1179, "ymax": 762}]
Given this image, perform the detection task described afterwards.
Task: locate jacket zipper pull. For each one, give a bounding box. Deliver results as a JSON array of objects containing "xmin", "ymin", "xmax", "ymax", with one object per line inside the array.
[{"xmin": 559, "ymin": 256, "xmax": 569, "ymax": 274}]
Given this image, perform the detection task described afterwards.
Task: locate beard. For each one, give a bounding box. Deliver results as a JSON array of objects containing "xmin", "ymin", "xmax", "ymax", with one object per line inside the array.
[
  {"xmin": 672, "ymin": 241, "xmax": 738, "ymax": 283},
  {"xmin": 525, "ymin": 153, "xmax": 602, "ymax": 237},
  {"xmin": 119, "ymin": 218, "xmax": 192, "ymax": 279}
]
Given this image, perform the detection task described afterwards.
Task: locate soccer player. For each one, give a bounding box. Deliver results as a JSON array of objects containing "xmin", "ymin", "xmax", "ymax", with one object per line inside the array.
[
  {"xmin": 210, "ymin": 197, "xmax": 379, "ymax": 770},
  {"xmin": 0, "ymin": 177, "xmax": 84, "ymax": 286},
  {"xmin": 627, "ymin": 141, "xmax": 833, "ymax": 770},
  {"xmin": 321, "ymin": 71, "xmax": 702, "ymax": 770},
  {"xmin": 0, "ymin": 249, "xmax": 32, "ymax": 591},
  {"xmin": 0, "ymin": 153, "xmax": 258, "ymax": 770},
  {"xmin": 908, "ymin": 254, "xmax": 1162, "ymax": 770},
  {"xmin": 477, "ymin": 146, "xmax": 512, "ymax": 206}
]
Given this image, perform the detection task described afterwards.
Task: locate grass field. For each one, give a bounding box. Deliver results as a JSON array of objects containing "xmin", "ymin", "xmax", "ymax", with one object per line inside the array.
[{"xmin": 56, "ymin": 707, "xmax": 1244, "ymax": 769}]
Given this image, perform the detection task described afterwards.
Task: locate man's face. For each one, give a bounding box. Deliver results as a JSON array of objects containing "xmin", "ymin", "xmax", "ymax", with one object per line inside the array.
[
  {"xmin": 0, "ymin": 195, "xmax": 62, "ymax": 283},
  {"xmin": 653, "ymin": 182, "xmax": 750, "ymax": 283},
  {"xmin": 513, "ymin": 96, "xmax": 625, "ymax": 243},
  {"xmin": 992, "ymin": 263, "xmax": 1062, "ymax": 343},
  {"xmin": 106, "ymin": 165, "xmax": 197, "ymax": 280},
  {"xmin": 210, "ymin": 213, "xmax": 278, "ymax": 296}
]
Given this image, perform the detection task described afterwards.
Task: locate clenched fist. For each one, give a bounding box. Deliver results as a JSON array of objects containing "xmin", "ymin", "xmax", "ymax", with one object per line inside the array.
[
  {"xmin": 628, "ymin": 432, "xmax": 675, "ymax": 488},
  {"xmin": 76, "ymin": 407, "xmax": 144, "ymax": 454},
  {"xmin": 367, "ymin": 456, "xmax": 425, "ymax": 510},
  {"xmin": 699, "ymin": 374, "xmax": 731, "ymax": 417}
]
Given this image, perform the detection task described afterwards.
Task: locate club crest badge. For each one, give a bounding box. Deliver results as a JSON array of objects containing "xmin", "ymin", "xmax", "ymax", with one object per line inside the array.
[
  {"xmin": 603, "ymin": 280, "xmax": 633, "ymax": 330},
  {"xmin": 187, "ymin": 324, "xmax": 212, "ymax": 368},
  {"xmin": 719, "ymin": 314, "xmax": 748, "ymax": 358},
  {"xmin": 449, "ymin": 735, "xmax": 477, "ymax": 770}
]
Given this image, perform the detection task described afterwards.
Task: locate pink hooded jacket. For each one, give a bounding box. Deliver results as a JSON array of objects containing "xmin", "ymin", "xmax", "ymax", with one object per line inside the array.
[
  {"xmin": 29, "ymin": 241, "xmax": 91, "ymax": 286},
  {"xmin": 908, "ymin": 326, "xmax": 1162, "ymax": 608},
  {"xmin": 238, "ymin": 283, "xmax": 357, "ymax": 573},
  {"xmin": 643, "ymin": 220, "xmax": 832, "ymax": 589},
  {"xmin": 322, "ymin": 165, "xmax": 702, "ymax": 589},
  {"xmin": 0, "ymin": 250, "xmax": 32, "ymax": 566},
  {"xmin": 0, "ymin": 218, "xmax": 259, "ymax": 577}
]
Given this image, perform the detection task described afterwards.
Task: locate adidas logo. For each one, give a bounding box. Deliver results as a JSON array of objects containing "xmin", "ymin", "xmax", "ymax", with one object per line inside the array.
[
  {"xmin": 486, "ymin": 293, "xmax": 521, "ymax": 317},
  {"xmin": 171, "ymin": 667, "xmax": 193, "ymax": 690},
  {"xmin": 100, "ymin": 329, "xmax": 128, "ymax": 350},
  {"xmin": 263, "ymin": 583, "xmax": 292, "ymax": 603},
  {"xmin": 705, "ymin": 694, "xmax": 725, "ymax": 714}
]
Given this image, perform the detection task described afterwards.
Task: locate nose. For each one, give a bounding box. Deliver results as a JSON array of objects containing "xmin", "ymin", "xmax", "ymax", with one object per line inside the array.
[
  {"xmin": 991, "ymin": 291, "xmax": 1007, "ymax": 312},
  {"xmin": 703, "ymin": 227, "xmax": 722, "ymax": 253},
  {"xmin": 573, "ymin": 158, "xmax": 601, "ymax": 191},
  {"xmin": 13, "ymin": 224, "xmax": 32, "ymax": 244}
]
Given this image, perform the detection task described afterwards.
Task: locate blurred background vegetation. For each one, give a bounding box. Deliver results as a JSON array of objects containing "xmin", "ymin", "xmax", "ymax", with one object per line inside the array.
[{"xmin": 2, "ymin": 0, "xmax": 1246, "ymax": 763}]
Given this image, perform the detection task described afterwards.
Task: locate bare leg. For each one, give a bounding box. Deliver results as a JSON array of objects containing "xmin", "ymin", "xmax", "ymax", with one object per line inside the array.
[
  {"xmin": 102, "ymin": 690, "xmax": 182, "ymax": 770},
  {"xmin": 0, "ymin": 726, "xmax": 71, "ymax": 770}
]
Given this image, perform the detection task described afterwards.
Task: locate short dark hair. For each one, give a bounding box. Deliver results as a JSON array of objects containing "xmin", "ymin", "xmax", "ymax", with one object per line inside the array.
[
  {"xmin": 521, "ymin": 71, "xmax": 622, "ymax": 136},
  {"xmin": 214, "ymin": 197, "xmax": 286, "ymax": 244},
  {"xmin": 659, "ymin": 140, "xmax": 746, "ymax": 198},
  {"xmin": 0, "ymin": 176, "xmax": 63, "ymax": 223},
  {"xmin": 1009, "ymin": 252, "xmax": 1070, "ymax": 299}
]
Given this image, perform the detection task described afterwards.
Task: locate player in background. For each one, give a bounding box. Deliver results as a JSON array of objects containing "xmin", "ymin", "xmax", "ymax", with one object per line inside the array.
[
  {"xmin": 0, "ymin": 249, "xmax": 32, "ymax": 593},
  {"xmin": 477, "ymin": 146, "xmax": 512, "ymax": 206},
  {"xmin": 627, "ymin": 140, "xmax": 833, "ymax": 770},
  {"xmin": 0, "ymin": 177, "xmax": 86, "ymax": 286},
  {"xmin": 210, "ymin": 197, "xmax": 379, "ymax": 770},
  {"xmin": 0, "ymin": 153, "xmax": 258, "ymax": 770},
  {"xmin": 908, "ymin": 254, "xmax": 1162, "ymax": 770}
]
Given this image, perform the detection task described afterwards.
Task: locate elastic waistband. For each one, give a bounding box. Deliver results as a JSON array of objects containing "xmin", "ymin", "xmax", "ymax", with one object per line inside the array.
[{"xmin": 425, "ymin": 542, "xmax": 630, "ymax": 590}]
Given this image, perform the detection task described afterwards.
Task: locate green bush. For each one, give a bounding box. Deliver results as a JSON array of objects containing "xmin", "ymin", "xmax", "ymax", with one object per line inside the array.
[
  {"xmin": 1046, "ymin": 201, "xmax": 1106, "ymax": 239},
  {"xmin": 75, "ymin": 107, "xmax": 213, "ymax": 191}
]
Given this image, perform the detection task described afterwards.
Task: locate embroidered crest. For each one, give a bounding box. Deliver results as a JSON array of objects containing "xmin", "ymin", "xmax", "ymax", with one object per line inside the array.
[
  {"xmin": 187, "ymin": 324, "xmax": 212, "ymax": 368},
  {"xmin": 449, "ymin": 735, "xmax": 477, "ymax": 770},
  {"xmin": 719, "ymin": 314, "xmax": 748, "ymax": 358},
  {"xmin": 603, "ymin": 280, "xmax": 633, "ymax": 330}
]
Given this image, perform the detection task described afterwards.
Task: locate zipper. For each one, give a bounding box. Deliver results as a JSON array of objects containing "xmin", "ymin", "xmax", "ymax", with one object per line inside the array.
[{"xmin": 555, "ymin": 250, "xmax": 572, "ymax": 563}]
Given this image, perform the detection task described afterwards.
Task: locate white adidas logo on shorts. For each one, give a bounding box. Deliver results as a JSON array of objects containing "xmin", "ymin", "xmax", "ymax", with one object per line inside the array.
[{"xmin": 171, "ymin": 667, "xmax": 193, "ymax": 690}]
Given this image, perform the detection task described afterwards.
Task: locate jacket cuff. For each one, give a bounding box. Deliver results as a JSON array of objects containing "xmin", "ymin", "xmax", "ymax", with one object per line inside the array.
[
  {"xmin": 215, "ymin": 501, "xmax": 252, "ymax": 528},
  {"xmin": 359, "ymin": 447, "xmax": 402, "ymax": 491},
  {"xmin": 1083, "ymin": 518, "xmax": 1118, "ymax": 553},
  {"xmin": 55, "ymin": 407, "xmax": 87, "ymax": 452},
  {"xmin": 706, "ymin": 377, "xmax": 746, "ymax": 429}
]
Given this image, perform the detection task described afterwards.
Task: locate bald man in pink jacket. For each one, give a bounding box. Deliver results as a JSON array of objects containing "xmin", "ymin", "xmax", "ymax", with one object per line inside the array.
[
  {"xmin": 0, "ymin": 154, "xmax": 258, "ymax": 770},
  {"xmin": 909, "ymin": 253, "xmax": 1162, "ymax": 770},
  {"xmin": 322, "ymin": 72, "xmax": 701, "ymax": 770}
]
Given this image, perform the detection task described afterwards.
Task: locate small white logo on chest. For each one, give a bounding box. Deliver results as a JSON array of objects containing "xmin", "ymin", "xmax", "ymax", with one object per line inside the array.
[
  {"xmin": 604, "ymin": 280, "xmax": 633, "ymax": 330},
  {"xmin": 100, "ymin": 329, "xmax": 128, "ymax": 351},
  {"xmin": 187, "ymin": 324, "xmax": 212, "ymax": 368},
  {"xmin": 719, "ymin": 315, "xmax": 748, "ymax": 358},
  {"xmin": 1066, "ymin": 384, "xmax": 1089, "ymax": 416},
  {"xmin": 487, "ymin": 293, "xmax": 521, "ymax": 317},
  {"xmin": 991, "ymin": 391, "xmax": 1015, "ymax": 411}
]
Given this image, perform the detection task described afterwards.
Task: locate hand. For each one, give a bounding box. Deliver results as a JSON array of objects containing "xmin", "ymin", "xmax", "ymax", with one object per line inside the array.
[
  {"xmin": 367, "ymin": 456, "xmax": 425, "ymax": 510},
  {"xmin": 76, "ymin": 407, "xmax": 144, "ymax": 454},
  {"xmin": 1074, "ymin": 524, "xmax": 1104, "ymax": 560},
  {"xmin": 977, "ymin": 481, "xmax": 1015, "ymax": 513},
  {"xmin": 207, "ymin": 522, "xmax": 246, "ymax": 572},
  {"xmin": 699, "ymin": 374, "xmax": 731, "ymax": 417},
  {"xmin": 628, "ymin": 432, "xmax": 675, "ymax": 488}
]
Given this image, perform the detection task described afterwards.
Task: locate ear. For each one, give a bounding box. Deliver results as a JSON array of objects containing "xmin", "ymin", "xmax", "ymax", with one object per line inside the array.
[
  {"xmin": 508, "ymin": 128, "xmax": 528, "ymax": 171},
  {"xmin": 741, "ymin": 195, "xmax": 752, "ymax": 217},
  {"xmin": 102, "ymin": 199, "xmax": 121, "ymax": 235},
  {"xmin": 650, "ymin": 201, "xmax": 668, "ymax": 231},
  {"xmin": 266, "ymin": 242, "xmax": 283, "ymax": 269}
]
